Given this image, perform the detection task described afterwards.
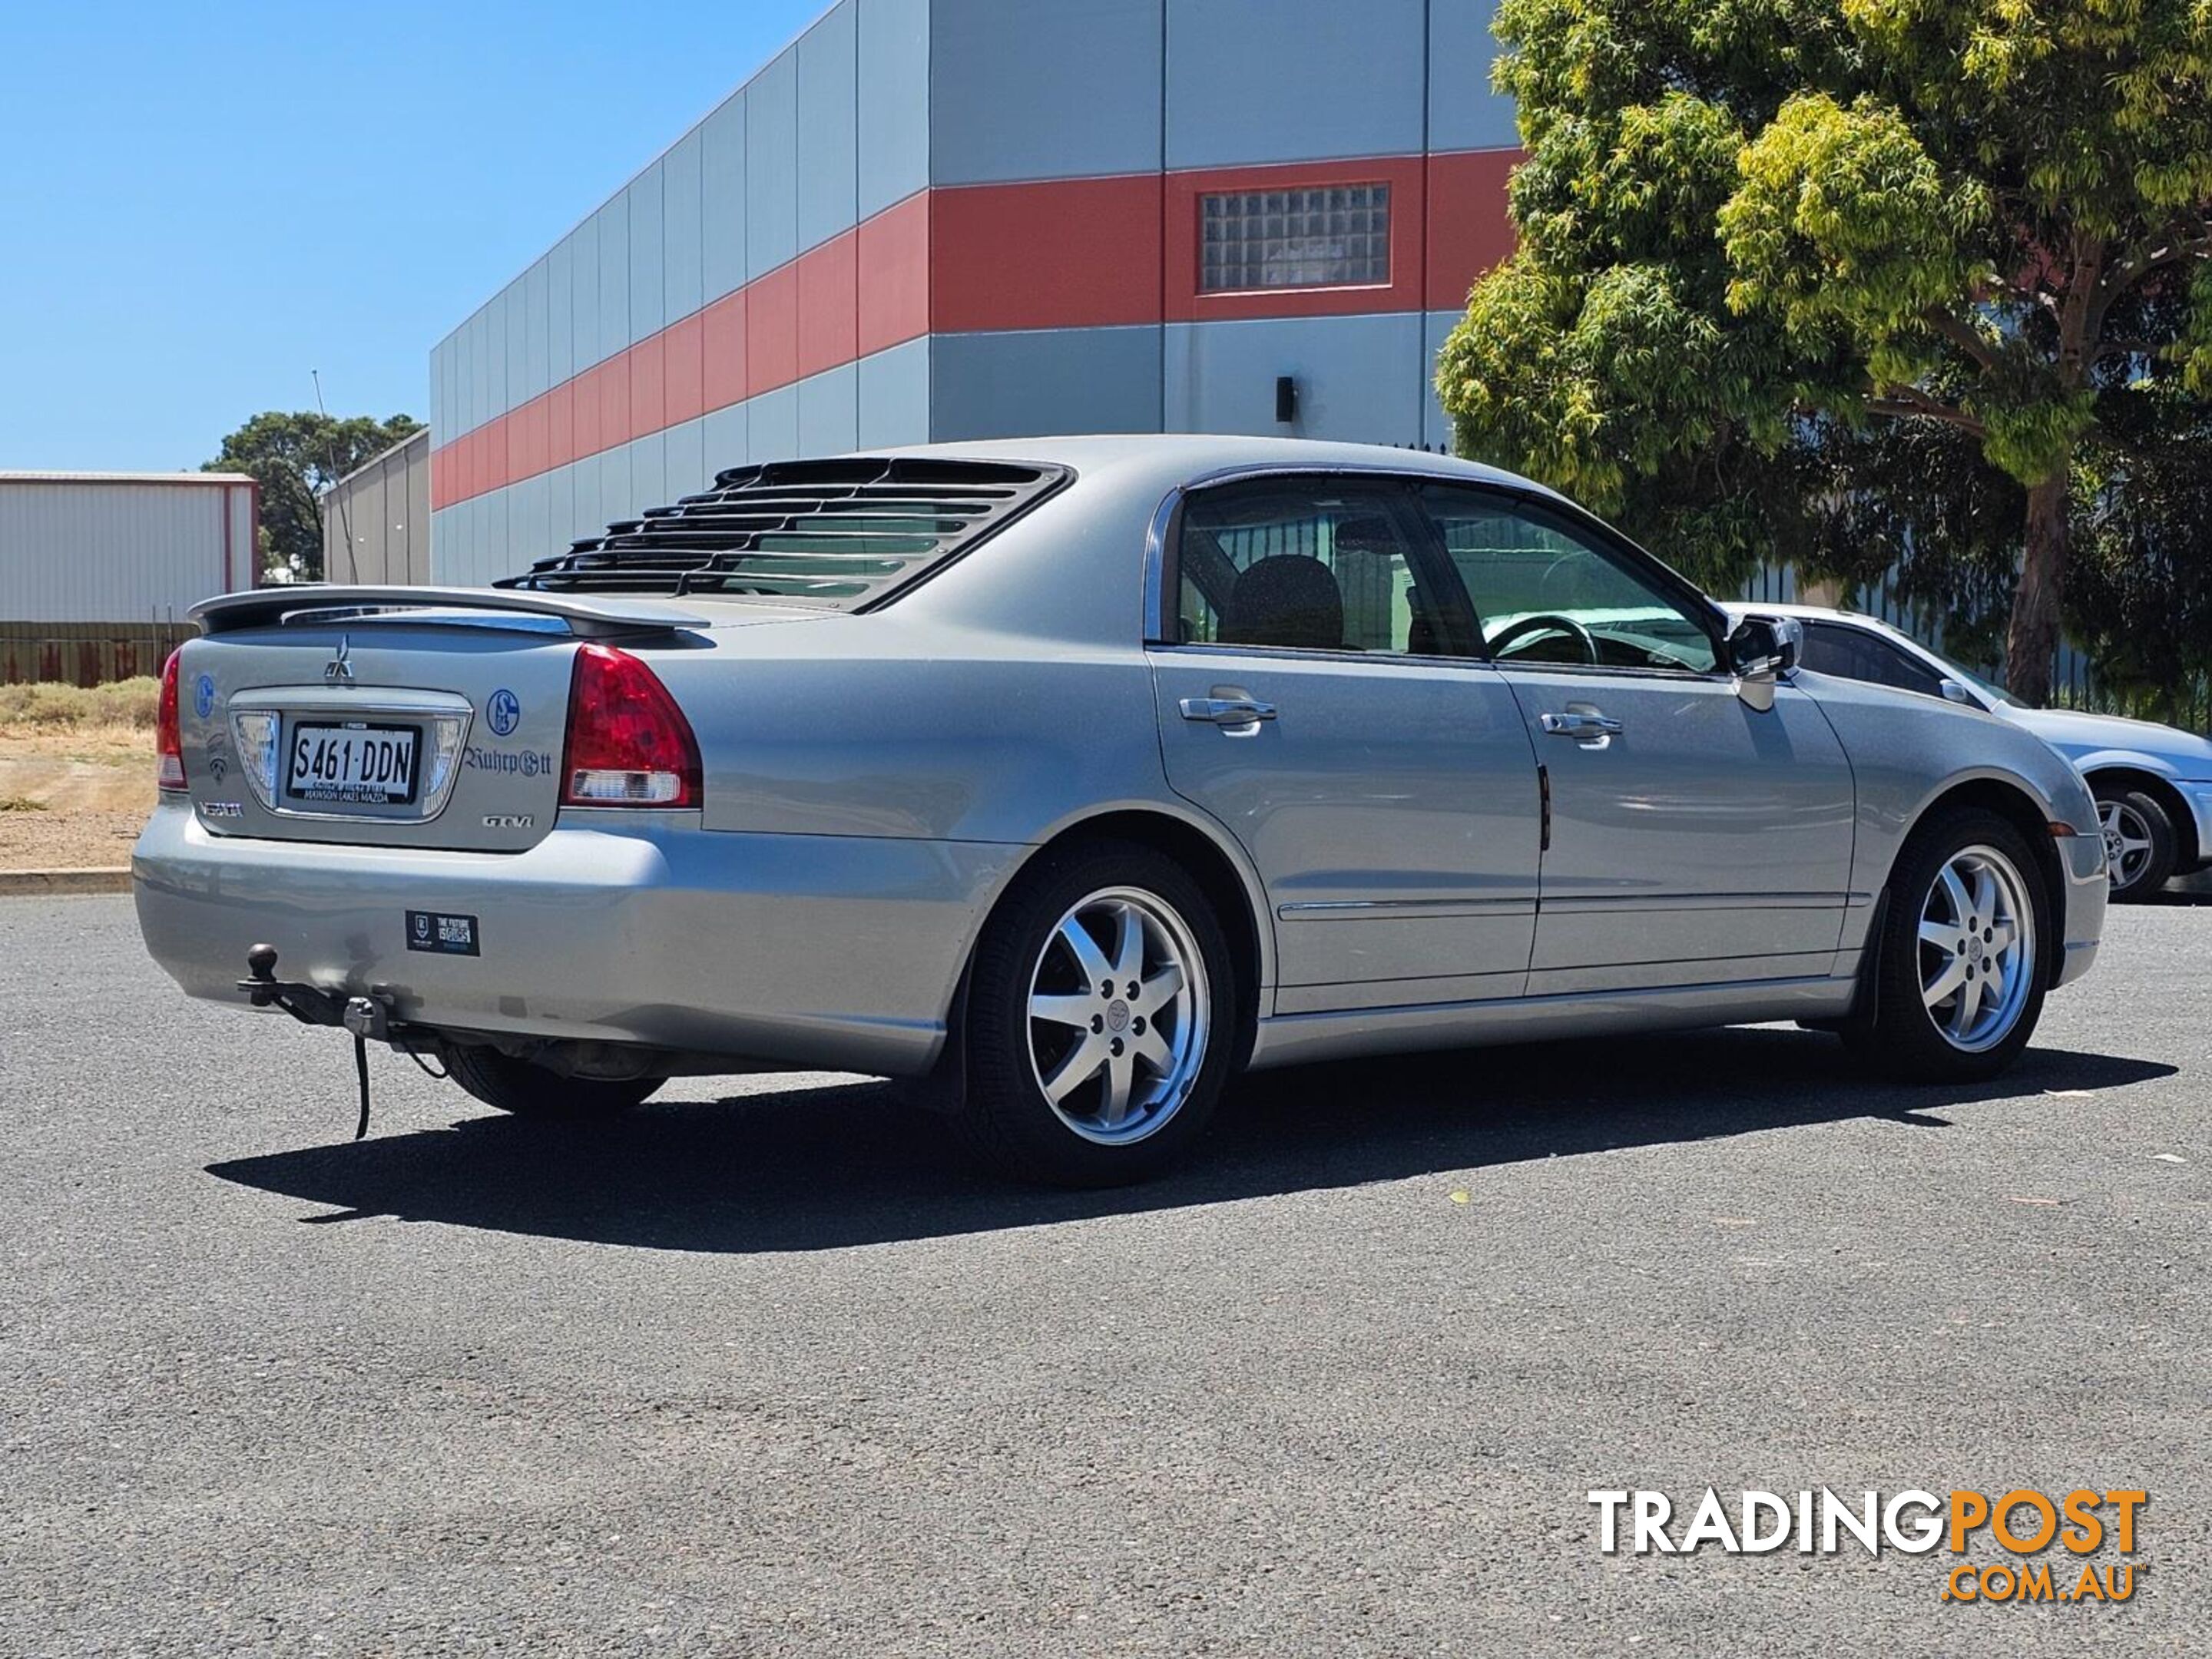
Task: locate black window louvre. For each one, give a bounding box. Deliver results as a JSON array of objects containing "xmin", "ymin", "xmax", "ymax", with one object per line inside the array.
[{"xmin": 497, "ymin": 456, "xmax": 1072, "ymax": 610}]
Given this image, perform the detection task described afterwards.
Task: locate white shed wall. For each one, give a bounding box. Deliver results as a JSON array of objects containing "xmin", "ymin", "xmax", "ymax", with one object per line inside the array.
[{"xmin": 0, "ymin": 477, "xmax": 256, "ymax": 622}]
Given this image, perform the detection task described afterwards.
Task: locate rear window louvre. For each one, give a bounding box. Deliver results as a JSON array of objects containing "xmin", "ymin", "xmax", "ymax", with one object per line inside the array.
[{"xmin": 497, "ymin": 456, "xmax": 1072, "ymax": 611}]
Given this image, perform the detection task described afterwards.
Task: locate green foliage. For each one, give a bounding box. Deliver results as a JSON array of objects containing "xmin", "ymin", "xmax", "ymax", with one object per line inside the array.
[
  {"xmin": 1440, "ymin": 0, "xmax": 2212, "ymax": 704},
  {"xmin": 205, "ymin": 410, "xmax": 423, "ymax": 583}
]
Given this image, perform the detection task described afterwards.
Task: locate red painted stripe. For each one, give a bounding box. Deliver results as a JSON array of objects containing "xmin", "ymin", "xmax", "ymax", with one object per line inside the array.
[
  {"xmin": 1425, "ymin": 148, "xmax": 1521, "ymax": 310},
  {"xmin": 858, "ymin": 190, "xmax": 929, "ymax": 356},
  {"xmin": 432, "ymin": 155, "xmax": 1519, "ymax": 510},
  {"xmin": 745, "ymin": 263, "xmax": 799, "ymax": 398},
  {"xmin": 931, "ymin": 173, "xmax": 1163, "ymax": 333},
  {"xmin": 797, "ymin": 227, "xmax": 859, "ymax": 379}
]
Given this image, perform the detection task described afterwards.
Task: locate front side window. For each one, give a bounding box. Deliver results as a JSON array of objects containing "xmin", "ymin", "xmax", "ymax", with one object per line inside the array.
[
  {"xmin": 1416, "ymin": 487, "xmax": 1720, "ymax": 674},
  {"xmin": 1797, "ymin": 621, "xmax": 1946, "ymax": 699},
  {"xmin": 1199, "ymin": 184, "xmax": 1391, "ymax": 293},
  {"xmin": 1174, "ymin": 479, "xmax": 1465, "ymax": 657}
]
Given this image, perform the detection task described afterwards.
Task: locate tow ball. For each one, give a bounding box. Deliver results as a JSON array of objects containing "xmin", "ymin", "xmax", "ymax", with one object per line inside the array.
[{"xmin": 239, "ymin": 944, "xmax": 397, "ymax": 1140}]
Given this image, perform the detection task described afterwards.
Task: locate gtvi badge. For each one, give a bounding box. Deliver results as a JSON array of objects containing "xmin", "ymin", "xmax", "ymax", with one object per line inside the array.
[{"xmin": 1590, "ymin": 1488, "xmax": 2146, "ymax": 1605}]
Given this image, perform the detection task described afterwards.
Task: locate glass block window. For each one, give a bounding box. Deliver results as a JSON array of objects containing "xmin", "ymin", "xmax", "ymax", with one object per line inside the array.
[{"xmin": 1199, "ymin": 184, "xmax": 1392, "ymax": 293}]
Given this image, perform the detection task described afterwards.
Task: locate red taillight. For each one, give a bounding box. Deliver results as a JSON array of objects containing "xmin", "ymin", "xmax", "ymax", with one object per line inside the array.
[
  {"xmin": 560, "ymin": 643, "xmax": 702, "ymax": 807},
  {"xmin": 156, "ymin": 648, "xmax": 187, "ymax": 791}
]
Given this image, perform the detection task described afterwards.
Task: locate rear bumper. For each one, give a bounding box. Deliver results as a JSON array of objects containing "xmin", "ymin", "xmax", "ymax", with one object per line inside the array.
[
  {"xmin": 131, "ymin": 804, "xmax": 1025, "ymax": 1077},
  {"xmin": 2055, "ymin": 830, "xmax": 2106, "ymax": 989}
]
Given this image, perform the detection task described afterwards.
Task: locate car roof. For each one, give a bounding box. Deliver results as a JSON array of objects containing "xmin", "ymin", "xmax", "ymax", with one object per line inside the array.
[{"xmin": 876, "ymin": 432, "xmax": 1567, "ymax": 502}]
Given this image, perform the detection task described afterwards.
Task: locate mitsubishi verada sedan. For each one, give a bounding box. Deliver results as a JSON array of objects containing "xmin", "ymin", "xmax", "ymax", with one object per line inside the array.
[{"xmin": 134, "ymin": 437, "xmax": 2108, "ymax": 1186}]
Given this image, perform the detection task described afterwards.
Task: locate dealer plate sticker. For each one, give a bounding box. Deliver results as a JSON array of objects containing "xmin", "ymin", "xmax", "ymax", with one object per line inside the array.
[{"xmin": 405, "ymin": 911, "xmax": 480, "ymax": 956}]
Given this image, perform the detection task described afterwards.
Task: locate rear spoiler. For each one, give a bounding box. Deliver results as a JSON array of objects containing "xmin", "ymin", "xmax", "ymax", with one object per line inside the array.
[{"xmin": 190, "ymin": 586, "xmax": 712, "ymax": 641}]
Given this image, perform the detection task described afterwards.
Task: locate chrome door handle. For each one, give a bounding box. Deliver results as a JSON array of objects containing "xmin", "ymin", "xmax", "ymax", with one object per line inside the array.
[
  {"xmin": 1540, "ymin": 711, "xmax": 1624, "ymax": 740},
  {"xmin": 1179, "ymin": 697, "xmax": 1278, "ymax": 726}
]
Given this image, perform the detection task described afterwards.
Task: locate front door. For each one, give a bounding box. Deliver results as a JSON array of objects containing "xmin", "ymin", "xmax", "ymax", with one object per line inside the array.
[
  {"xmin": 1149, "ymin": 475, "xmax": 1543, "ymax": 1012},
  {"xmin": 1412, "ymin": 483, "xmax": 1859, "ymax": 993}
]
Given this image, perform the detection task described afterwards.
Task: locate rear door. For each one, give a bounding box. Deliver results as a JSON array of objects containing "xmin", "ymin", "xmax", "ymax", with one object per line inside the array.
[
  {"xmin": 1147, "ymin": 474, "xmax": 1542, "ymax": 1012},
  {"xmin": 1413, "ymin": 484, "xmax": 1858, "ymax": 993}
]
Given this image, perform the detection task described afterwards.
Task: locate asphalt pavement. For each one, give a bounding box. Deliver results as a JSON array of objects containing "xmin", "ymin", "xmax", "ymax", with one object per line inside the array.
[{"xmin": 2, "ymin": 894, "xmax": 2207, "ymax": 1656}]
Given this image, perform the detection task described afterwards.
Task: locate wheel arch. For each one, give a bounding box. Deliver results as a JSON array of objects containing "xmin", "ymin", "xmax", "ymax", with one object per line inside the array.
[
  {"xmin": 1899, "ymin": 777, "xmax": 2071, "ymax": 987},
  {"xmin": 960, "ymin": 806, "xmax": 1271, "ymax": 1076},
  {"xmin": 2081, "ymin": 765, "xmax": 2198, "ymax": 870}
]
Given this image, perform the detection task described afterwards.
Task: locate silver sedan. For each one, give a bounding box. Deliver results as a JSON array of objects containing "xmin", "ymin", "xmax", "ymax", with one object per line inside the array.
[
  {"xmin": 1733, "ymin": 602, "xmax": 2212, "ymax": 902},
  {"xmin": 134, "ymin": 437, "xmax": 2107, "ymax": 1184}
]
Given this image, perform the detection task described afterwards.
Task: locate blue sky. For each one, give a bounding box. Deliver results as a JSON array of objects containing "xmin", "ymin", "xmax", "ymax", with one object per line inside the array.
[{"xmin": 0, "ymin": 0, "xmax": 824, "ymax": 472}]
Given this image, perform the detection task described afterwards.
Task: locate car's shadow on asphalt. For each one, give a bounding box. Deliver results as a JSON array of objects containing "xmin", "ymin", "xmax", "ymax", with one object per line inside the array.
[{"xmin": 205, "ymin": 1028, "xmax": 2177, "ymax": 1253}]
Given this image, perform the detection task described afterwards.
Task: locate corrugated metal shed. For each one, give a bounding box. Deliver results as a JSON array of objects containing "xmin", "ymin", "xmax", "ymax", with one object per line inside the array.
[
  {"xmin": 320, "ymin": 427, "xmax": 431, "ymax": 584},
  {"xmin": 0, "ymin": 472, "xmax": 258, "ymax": 623}
]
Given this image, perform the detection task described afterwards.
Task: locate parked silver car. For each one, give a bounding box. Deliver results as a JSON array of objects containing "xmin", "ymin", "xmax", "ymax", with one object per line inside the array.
[
  {"xmin": 1733, "ymin": 603, "xmax": 2212, "ymax": 902},
  {"xmin": 135, "ymin": 438, "xmax": 2107, "ymax": 1184}
]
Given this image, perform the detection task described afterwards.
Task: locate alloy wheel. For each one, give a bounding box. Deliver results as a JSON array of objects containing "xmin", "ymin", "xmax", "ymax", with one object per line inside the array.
[
  {"xmin": 1917, "ymin": 845, "xmax": 2038, "ymax": 1053},
  {"xmin": 2098, "ymin": 800, "xmax": 2156, "ymax": 892},
  {"xmin": 1025, "ymin": 886, "xmax": 1210, "ymax": 1145}
]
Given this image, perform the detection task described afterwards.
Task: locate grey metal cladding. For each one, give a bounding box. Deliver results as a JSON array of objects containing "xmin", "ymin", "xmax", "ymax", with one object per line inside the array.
[
  {"xmin": 796, "ymin": 0, "xmax": 859, "ymax": 251},
  {"xmin": 524, "ymin": 257, "xmax": 550, "ymax": 403},
  {"xmin": 664, "ymin": 127, "xmax": 705, "ymax": 322},
  {"xmin": 857, "ymin": 338, "xmax": 931, "ymax": 448},
  {"xmin": 571, "ymin": 210, "xmax": 603, "ymax": 371},
  {"xmin": 798, "ymin": 363, "xmax": 860, "ymax": 456},
  {"xmin": 548, "ymin": 236, "xmax": 575, "ymax": 388},
  {"xmin": 931, "ymin": 327, "xmax": 1165, "ymax": 441},
  {"xmin": 746, "ymin": 51, "xmax": 800, "ymax": 280},
  {"xmin": 700, "ymin": 92, "xmax": 749, "ymax": 302},
  {"xmin": 1428, "ymin": 1, "xmax": 1520, "ymax": 153},
  {"xmin": 858, "ymin": 0, "xmax": 929, "ymax": 214},
  {"xmin": 598, "ymin": 190, "xmax": 631, "ymax": 358},
  {"xmin": 747, "ymin": 383, "xmax": 800, "ymax": 463},
  {"xmin": 1163, "ymin": 313, "xmax": 1428, "ymax": 444},
  {"xmin": 630, "ymin": 162, "xmax": 665, "ymax": 341},
  {"xmin": 1165, "ymin": 0, "xmax": 1426, "ymax": 168},
  {"xmin": 930, "ymin": 0, "xmax": 1163, "ymax": 185}
]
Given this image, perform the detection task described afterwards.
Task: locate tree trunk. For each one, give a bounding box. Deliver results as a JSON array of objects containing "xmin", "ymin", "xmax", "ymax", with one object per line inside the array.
[{"xmin": 2005, "ymin": 472, "xmax": 2071, "ymax": 707}]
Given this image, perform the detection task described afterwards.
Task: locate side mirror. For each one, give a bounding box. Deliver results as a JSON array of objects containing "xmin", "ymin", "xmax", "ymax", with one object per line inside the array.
[
  {"xmin": 1939, "ymin": 678, "xmax": 1979, "ymax": 707},
  {"xmin": 1726, "ymin": 615, "xmax": 1802, "ymax": 712}
]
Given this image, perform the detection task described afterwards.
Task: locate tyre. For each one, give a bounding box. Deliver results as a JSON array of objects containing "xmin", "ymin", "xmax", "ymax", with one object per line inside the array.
[
  {"xmin": 1841, "ymin": 807, "xmax": 2051, "ymax": 1083},
  {"xmin": 442, "ymin": 1044, "xmax": 663, "ymax": 1120},
  {"xmin": 955, "ymin": 839, "xmax": 1238, "ymax": 1187},
  {"xmin": 2092, "ymin": 783, "xmax": 2177, "ymax": 902}
]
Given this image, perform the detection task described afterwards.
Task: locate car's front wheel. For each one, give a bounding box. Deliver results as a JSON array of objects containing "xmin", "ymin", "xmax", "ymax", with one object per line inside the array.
[
  {"xmin": 1842, "ymin": 807, "xmax": 2051, "ymax": 1082},
  {"xmin": 2092, "ymin": 782, "xmax": 2177, "ymax": 902},
  {"xmin": 442, "ymin": 1045, "xmax": 664, "ymax": 1120},
  {"xmin": 956, "ymin": 840, "xmax": 1237, "ymax": 1186}
]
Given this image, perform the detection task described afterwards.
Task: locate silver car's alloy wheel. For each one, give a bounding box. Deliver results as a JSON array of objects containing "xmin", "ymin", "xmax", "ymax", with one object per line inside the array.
[
  {"xmin": 2099, "ymin": 799, "xmax": 2156, "ymax": 892},
  {"xmin": 1918, "ymin": 845, "xmax": 2037, "ymax": 1053},
  {"xmin": 1026, "ymin": 886, "xmax": 1210, "ymax": 1146}
]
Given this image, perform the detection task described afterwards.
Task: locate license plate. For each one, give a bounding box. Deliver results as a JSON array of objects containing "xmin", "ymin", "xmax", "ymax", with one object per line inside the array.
[{"xmin": 286, "ymin": 721, "xmax": 420, "ymax": 806}]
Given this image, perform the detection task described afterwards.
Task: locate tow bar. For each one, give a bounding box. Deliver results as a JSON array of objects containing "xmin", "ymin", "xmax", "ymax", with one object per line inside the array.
[{"xmin": 239, "ymin": 944, "xmax": 399, "ymax": 1140}]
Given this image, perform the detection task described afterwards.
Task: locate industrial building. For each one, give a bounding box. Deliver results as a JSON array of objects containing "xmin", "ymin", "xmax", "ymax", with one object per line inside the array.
[
  {"xmin": 321, "ymin": 426, "xmax": 432, "ymax": 585},
  {"xmin": 428, "ymin": 0, "xmax": 1518, "ymax": 584},
  {"xmin": 0, "ymin": 471, "xmax": 258, "ymax": 683}
]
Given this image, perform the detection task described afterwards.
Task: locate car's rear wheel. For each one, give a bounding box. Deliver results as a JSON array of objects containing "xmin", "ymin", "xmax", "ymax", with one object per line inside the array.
[
  {"xmin": 442, "ymin": 1044, "xmax": 664, "ymax": 1120},
  {"xmin": 956, "ymin": 840, "xmax": 1237, "ymax": 1186},
  {"xmin": 1842, "ymin": 807, "xmax": 2051, "ymax": 1082},
  {"xmin": 2092, "ymin": 783, "xmax": 2177, "ymax": 902}
]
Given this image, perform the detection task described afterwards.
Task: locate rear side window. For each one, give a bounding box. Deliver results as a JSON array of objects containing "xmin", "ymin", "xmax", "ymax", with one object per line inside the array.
[
  {"xmin": 1797, "ymin": 620, "xmax": 1947, "ymax": 699},
  {"xmin": 500, "ymin": 457, "xmax": 1071, "ymax": 610},
  {"xmin": 1172, "ymin": 478, "xmax": 1469, "ymax": 657}
]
